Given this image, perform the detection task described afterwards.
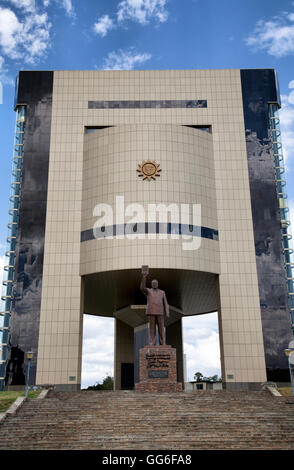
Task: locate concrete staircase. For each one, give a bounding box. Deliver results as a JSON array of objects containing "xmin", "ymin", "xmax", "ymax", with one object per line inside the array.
[{"xmin": 0, "ymin": 390, "xmax": 294, "ymax": 450}]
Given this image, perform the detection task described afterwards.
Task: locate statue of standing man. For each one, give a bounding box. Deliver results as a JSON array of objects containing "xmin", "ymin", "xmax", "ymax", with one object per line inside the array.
[{"xmin": 140, "ymin": 265, "xmax": 170, "ymax": 345}]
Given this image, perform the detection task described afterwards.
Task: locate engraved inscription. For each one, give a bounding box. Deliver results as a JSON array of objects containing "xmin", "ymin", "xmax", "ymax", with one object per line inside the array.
[{"xmin": 146, "ymin": 353, "xmax": 170, "ymax": 369}]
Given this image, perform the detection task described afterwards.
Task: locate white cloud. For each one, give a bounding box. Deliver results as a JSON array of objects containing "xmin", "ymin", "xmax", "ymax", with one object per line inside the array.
[
  {"xmin": 288, "ymin": 91, "xmax": 294, "ymax": 105},
  {"xmin": 0, "ymin": 55, "xmax": 14, "ymax": 86},
  {"xmin": 0, "ymin": 1, "xmax": 75, "ymax": 68},
  {"xmin": 0, "ymin": 6, "xmax": 51, "ymax": 64},
  {"xmin": 40, "ymin": 0, "xmax": 74, "ymax": 17},
  {"xmin": 288, "ymin": 200, "xmax": 294, "ymax": 235},
  {"xmin": 61, "ymin": 0, "xmax": 75, "ymax": 18},
  {"xmin": 245, "ymin": 12, "xmax": 294, "ymax": 57},
  {"xmin": 0, "ymin": 8, "xmax": 22, "ymax": 59},
  {"xmin": 117, "ymin": 0, "xmax": 168, "ymax": 25},
  {"xmin": 93, "ymin": 14, "xmax": 115, "ymax": 37},
  {"xmin": 280, "ymin": 81, "xmax": 294, "ymax": 166},
  {"xmin": 93, "ymin": 0, "xmax": 168, "ymax": 38},
  {"xmin": 101, "ymin": 47, "xmax": 151, "ymax": 70},
  {"xmin": 4, "ymin": 0, "xmax": 36, "ymax": 13}
]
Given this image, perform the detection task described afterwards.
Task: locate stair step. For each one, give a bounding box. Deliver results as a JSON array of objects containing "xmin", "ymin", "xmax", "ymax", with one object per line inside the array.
[{"xmin": 0, "ymin": 390, "xmax": 293, "ymax": 449}]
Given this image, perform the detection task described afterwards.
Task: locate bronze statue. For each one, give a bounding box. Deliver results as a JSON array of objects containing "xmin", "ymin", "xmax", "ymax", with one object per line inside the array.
[{"xmin": 140, "ymin": 265, "xmax": 170, "ymax": 345}]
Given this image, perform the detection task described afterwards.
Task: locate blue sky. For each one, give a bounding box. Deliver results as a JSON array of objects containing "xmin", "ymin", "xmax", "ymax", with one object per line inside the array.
[{"xmin": 0, "ymin": 0, "xmax": 294, "ymax": 387}]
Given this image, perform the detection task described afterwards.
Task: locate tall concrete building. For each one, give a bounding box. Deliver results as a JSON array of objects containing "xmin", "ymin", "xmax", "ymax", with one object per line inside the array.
[{"xmin": 0, "ymin": 68, "xmax": 293, "ymax": 391}]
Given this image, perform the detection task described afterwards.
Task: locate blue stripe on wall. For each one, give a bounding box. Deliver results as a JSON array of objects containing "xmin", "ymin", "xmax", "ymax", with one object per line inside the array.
[{"xmin": 81, "ymin": 223, "xmax": 218, "ymax": 242}]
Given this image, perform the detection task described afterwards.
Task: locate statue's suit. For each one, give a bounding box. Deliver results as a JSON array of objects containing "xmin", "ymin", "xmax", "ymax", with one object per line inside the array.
[{"xmin": 140, "ymin": 277, "xmax": 169, "ymax": 345}]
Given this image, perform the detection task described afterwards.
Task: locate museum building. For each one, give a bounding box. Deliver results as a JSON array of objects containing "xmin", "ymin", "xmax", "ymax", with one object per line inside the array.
[{"xmin": 0, "ymin": 68, "xmax": 293, "ymax": 391}]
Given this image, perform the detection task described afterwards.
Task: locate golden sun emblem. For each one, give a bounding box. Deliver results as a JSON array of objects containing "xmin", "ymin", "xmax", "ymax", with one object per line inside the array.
[{"xmin": 137, "ymin": 160, "xmax": 161, "ymax": 181}]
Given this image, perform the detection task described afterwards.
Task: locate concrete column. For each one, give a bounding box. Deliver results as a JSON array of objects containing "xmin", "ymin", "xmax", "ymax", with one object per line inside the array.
[{"xmin": 217, "ymin": 276, "xmax": 267, "ymax": 390}]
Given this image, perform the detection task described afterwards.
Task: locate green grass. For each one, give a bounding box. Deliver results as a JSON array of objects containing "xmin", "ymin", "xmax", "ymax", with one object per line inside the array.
[
  {"xmin": 0, "ymin": 390, "xmax": 41, "ymax": 413},
  {"xmin": 277, "ymin": 387, "xmax": 293, "ymax": 397}
]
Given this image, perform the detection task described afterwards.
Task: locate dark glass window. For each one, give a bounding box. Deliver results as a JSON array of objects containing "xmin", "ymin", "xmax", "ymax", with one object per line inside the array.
[{"xmin": 88, "ymin": 100, "xmax": 207, "ymax": 109}]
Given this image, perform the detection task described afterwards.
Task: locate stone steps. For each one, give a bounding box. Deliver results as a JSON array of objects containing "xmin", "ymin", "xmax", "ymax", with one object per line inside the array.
[{"xmin": 0, "ymin": 390, "xmax": 293, "ymax": 449}]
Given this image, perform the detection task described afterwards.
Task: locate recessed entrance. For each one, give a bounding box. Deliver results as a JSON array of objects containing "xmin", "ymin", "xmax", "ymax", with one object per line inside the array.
[{"xmin": 121, "ymin": 363, "xmax": 134, "ymax": 390}]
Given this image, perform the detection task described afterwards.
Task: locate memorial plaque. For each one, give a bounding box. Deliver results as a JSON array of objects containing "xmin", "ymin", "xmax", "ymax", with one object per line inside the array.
[{"xmin": 148, "ymin": 369, "xmax": 169, "ymax": 379}]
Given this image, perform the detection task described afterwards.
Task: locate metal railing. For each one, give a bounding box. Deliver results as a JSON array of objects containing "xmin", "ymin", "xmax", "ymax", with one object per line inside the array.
[
  {"xmin": 269, "ymin": 103, "xmax": 294, "ymax": 336},
  {"xmin": 0, "ymin": 105, "xmax": 26, "ymax": 391}
]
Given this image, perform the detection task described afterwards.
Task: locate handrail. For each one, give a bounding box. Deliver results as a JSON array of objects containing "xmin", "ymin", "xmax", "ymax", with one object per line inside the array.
[
  {"xmin": 4, "ymin": 265, "xmax": 15, "ymax": 271},
  {"xmin": 282, "ymin": 233, "xmax": 293, "ymax": 240},
  {"xmin": 269, "ymin": 103, "xmax": 294, "ymax": 337},
  {"xmin": 0, "ymin": 105, "xmax": 26, "ymax": 391},
  {"xmin": 275, "ymin": 166, "xmax": 285, "ymax": 173}
]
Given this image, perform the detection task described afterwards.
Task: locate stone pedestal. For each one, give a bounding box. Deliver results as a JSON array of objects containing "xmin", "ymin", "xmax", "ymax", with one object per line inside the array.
[{"xmin": 135, "ymin": 345, "xmax": 182, "ymax": 392}]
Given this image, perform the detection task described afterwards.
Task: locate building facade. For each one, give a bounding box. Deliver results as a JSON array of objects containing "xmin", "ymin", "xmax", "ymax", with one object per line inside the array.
[
  {"xmin": 0, "ymin": 68, "xmax": 293, "ymax": 391},
  {"xmin": 185, "ymin": 381, "xmax": 223, "ymax": 392}
]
